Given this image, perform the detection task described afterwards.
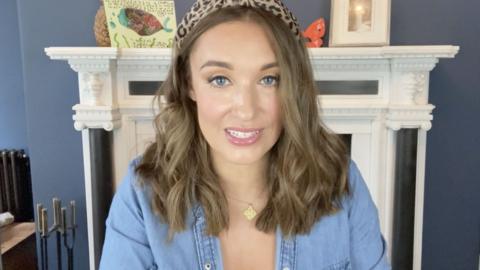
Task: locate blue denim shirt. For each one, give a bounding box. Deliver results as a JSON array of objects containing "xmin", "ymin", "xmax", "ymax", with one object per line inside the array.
[{"xmin": 99, "ymin": 156, "xmax": 391, "ymax": 270}]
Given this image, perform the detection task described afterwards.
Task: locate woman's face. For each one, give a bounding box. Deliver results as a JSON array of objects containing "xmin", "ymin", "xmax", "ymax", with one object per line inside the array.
[{"xmin": 189, "ymin": 20, "xmax": 283, "ymax": 167}]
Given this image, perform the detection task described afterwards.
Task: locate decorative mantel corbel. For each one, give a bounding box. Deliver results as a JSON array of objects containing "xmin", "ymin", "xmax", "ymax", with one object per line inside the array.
[
  {"xmin": 71, "ymin": 60, "xmax": 121, "ymax": 131},
  {"xmin": 385, "ymin": 105, "xmax": 434, "ymax": 131},
  {"xmin": 46, "ymin": 47, "xmax": 122, "ymax": 131},
  {"xmin": 386, "ymin": 57, "xmax": 441, "ymax": 131}
]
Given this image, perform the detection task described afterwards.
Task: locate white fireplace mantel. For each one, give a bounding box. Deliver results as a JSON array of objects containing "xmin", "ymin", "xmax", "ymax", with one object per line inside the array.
[{"xmin": 45, "ymin": 45, "xmax": 459, "ymax": 270}]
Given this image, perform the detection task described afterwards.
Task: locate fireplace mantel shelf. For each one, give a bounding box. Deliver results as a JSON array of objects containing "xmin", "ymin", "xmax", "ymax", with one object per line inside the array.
[
  {"xmin": 45, "ymin": 45, "xmax": 458, "ymax": 270},
  {"xmin": 46, "ymin": 45, "xmax": 458, "ymax": 60}
]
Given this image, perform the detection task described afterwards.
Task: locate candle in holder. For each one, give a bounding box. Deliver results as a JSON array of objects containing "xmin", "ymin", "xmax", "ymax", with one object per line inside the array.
[{"xmin": 355, "ymin": 4, "xmax": 365, "ymax": 31}]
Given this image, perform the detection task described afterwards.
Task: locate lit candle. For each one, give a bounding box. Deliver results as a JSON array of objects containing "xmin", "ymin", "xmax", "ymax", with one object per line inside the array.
[{"xmin": 355, "ymin": 5, "xmax": 365, "ymax": 31}]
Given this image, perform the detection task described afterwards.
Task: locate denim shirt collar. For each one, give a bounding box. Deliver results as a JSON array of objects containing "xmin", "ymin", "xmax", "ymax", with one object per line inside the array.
[{"xmin": 191, "ymin": 202, "xmax": 297, "ymax": 270}]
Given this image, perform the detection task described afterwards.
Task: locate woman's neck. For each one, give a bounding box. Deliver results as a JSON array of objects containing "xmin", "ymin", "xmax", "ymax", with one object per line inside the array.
[{"xmin": 212, "ymin": 154, "xmax": 269, "ymax": 204}]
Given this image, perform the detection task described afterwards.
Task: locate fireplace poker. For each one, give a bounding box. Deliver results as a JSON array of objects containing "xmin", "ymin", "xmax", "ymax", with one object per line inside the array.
[
  {"xmin": 70, "ymin": 200, "xmax": 76, "ymax": 270},
  {"xmin": 61, "ymin": 205, "xmax": 76, "ymax": 270},
  {"xmin": 41, "ymin": 208, "xmax": 49, "ymax": 270},
  {"xmin": 36, "ymin": 204, "xmax": 45, "ymax": 270},
  {"xmin": 53, "ymin": 198, "xmax": 63, "ymax": 270}
]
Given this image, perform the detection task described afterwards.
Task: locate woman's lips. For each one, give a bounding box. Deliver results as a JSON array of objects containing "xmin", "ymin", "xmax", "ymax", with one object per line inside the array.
[{"xmin": 225, "ymin": 128, "xmax": 263, "ymax": 146}]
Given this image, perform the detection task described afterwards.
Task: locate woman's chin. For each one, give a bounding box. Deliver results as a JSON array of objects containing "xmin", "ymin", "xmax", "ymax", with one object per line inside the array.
[{"xmin": 218, "ymin": 149, "xmax": 268, "ymax": 166}]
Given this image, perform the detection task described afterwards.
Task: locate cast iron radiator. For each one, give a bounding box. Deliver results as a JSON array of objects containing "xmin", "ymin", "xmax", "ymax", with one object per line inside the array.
[{"xmin": 0, "ymin": 149, "xmax": 34, "ymax": 222}]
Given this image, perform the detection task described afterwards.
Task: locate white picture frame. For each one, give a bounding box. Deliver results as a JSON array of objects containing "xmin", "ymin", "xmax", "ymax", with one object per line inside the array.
[{"xmin": 329, "ymin": 0, "xmax": 391, "ymax": 47}]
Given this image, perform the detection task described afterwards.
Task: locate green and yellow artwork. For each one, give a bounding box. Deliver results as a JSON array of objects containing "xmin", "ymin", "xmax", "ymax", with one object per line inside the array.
[{"xmin": 104, "ymin": 0, "xmax": 177, "ymax": 48}]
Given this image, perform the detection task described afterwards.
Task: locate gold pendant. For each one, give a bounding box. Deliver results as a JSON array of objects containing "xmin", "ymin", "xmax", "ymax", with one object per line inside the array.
[{"xmin": 243, "ymin": 205, "xmax": 257, "ymax": 220}]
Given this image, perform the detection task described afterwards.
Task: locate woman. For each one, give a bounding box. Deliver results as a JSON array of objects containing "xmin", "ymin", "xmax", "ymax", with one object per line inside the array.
[{"xmin": 99, "ymin": 1, "xmax": 391, "ymax": 269}]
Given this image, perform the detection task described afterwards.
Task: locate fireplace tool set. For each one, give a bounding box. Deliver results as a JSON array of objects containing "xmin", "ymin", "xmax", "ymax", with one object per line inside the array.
[{"xmin": 36, "ymin": 197, "xmax": 76, "ymax": 270}]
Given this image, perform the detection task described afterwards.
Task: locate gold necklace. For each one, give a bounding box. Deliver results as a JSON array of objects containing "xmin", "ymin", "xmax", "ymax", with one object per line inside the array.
[{"xmin": 225, "ymin": 187, "xmax": 267, "ymax": 221}]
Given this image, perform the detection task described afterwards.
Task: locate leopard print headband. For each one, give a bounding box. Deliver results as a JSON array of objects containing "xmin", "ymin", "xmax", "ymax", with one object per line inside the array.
[{"xmin": 174, "ymin": 0, "xmax": 302, "ymax": 49}]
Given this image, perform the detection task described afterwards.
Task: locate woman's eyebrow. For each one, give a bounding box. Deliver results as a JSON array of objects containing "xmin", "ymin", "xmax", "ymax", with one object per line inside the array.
[{"xmin": 200, "ymin": 60, "xmax": 278, "ymax": 71}]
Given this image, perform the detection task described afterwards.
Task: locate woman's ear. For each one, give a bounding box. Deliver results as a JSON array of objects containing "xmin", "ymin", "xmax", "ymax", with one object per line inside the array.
[{"xmin": 189, "ymin": 88, "xmax": 197, "ymax": 101}]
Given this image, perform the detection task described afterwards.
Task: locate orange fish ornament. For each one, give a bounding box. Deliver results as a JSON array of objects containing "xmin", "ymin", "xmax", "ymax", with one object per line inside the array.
[{"xmin": 303, "ymin": 18, "xmax": 326, "ymax": 47}]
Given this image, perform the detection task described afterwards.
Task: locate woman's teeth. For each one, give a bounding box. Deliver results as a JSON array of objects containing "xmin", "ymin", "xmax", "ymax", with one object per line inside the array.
[{"xmin": 226, "ymin": 129, "xmax": 260, "ymax": 138}]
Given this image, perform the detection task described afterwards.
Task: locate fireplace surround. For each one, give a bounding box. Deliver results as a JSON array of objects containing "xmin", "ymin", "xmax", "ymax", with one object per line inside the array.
[{"xmin": 45, "ymin": 45, "xmax": 458, "ymax": 270}]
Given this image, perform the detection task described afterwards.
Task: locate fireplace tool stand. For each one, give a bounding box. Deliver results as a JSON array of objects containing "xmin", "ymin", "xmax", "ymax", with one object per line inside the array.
[{"xmin": 36, "ymin": 197, "xmax": 76, "ymax": 270}]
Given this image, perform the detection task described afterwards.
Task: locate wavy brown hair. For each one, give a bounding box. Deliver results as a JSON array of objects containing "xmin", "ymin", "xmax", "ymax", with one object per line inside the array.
[{"xmin": 135, "ymin": 6, "xmax": 350, "ymax": 242}]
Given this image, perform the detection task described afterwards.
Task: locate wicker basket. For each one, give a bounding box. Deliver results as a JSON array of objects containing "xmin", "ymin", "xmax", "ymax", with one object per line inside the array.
[{"xmin": 94, "ymin": 3, "xmax": 111, "ymax": 47}]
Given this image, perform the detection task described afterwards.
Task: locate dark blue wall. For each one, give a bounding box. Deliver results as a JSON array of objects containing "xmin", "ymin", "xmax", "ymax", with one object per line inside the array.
[
  {"xmin": 390, "ymin": 1, "xmax": 480, "ymax": 269},
  {"xmin": 0, "ymin": 0, "xmax": 28, "ymax": 151},
  {"xmin": 4, "ymin": 0, "xmax": 478, "ymax": 269}
]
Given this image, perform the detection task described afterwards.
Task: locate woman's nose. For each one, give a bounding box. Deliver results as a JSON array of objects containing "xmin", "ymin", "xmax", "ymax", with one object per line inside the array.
[{"xmin": 232, "ymin": 85, "xmax": 257, "ymax": 120}]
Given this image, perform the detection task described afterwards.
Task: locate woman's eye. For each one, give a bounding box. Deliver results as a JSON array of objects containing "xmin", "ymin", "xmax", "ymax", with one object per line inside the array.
[
  {"xmin": 208, "ymin": 75, "xmax": 230, "ymax": 88},
  {"xmin": 207, "ymin": 75, "xmax": 279, "ymax": 88},
  {"xmin": 261, "ymin": 75, "xmax": 280, "ymax": 87}
]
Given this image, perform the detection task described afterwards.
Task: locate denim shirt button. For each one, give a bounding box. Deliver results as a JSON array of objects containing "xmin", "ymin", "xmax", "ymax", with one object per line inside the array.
[
  {"xmin": 282, "ymin": 267, "xmax": 290, "ymax": 270},
  {"xmin": 204, "ymin": 262, "xmax": 212, "ymax": 270}
]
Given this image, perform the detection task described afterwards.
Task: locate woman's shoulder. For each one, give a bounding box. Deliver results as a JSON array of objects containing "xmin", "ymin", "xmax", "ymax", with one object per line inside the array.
[
  {"xmin": 300, "ymin": 158, "xmax": 379, "ymax": 242},
  {"xmin": 114, "ymin": 155, "xmax": 148, "ymax": 200},
  {"xmin": 300, "ymin": 158, "xmax": 372, "ymax": 237},
  {"xmin": 112, "ymin": 155, "xmax": 197, "ymax": 226},
  {"xmin": 338, "ymin": 159, "xmax": 371, "ymax": 211},
  {"xmin": 107, "ymin": 155, "xmax": 173, "ymax": 238},
  {"xmin": 109, "ymin": 155, "xmax": 147, "ymax": 208},
  {"xmin": 297, "ymin": 159, "xmax": 390, "ymax": 268}
]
